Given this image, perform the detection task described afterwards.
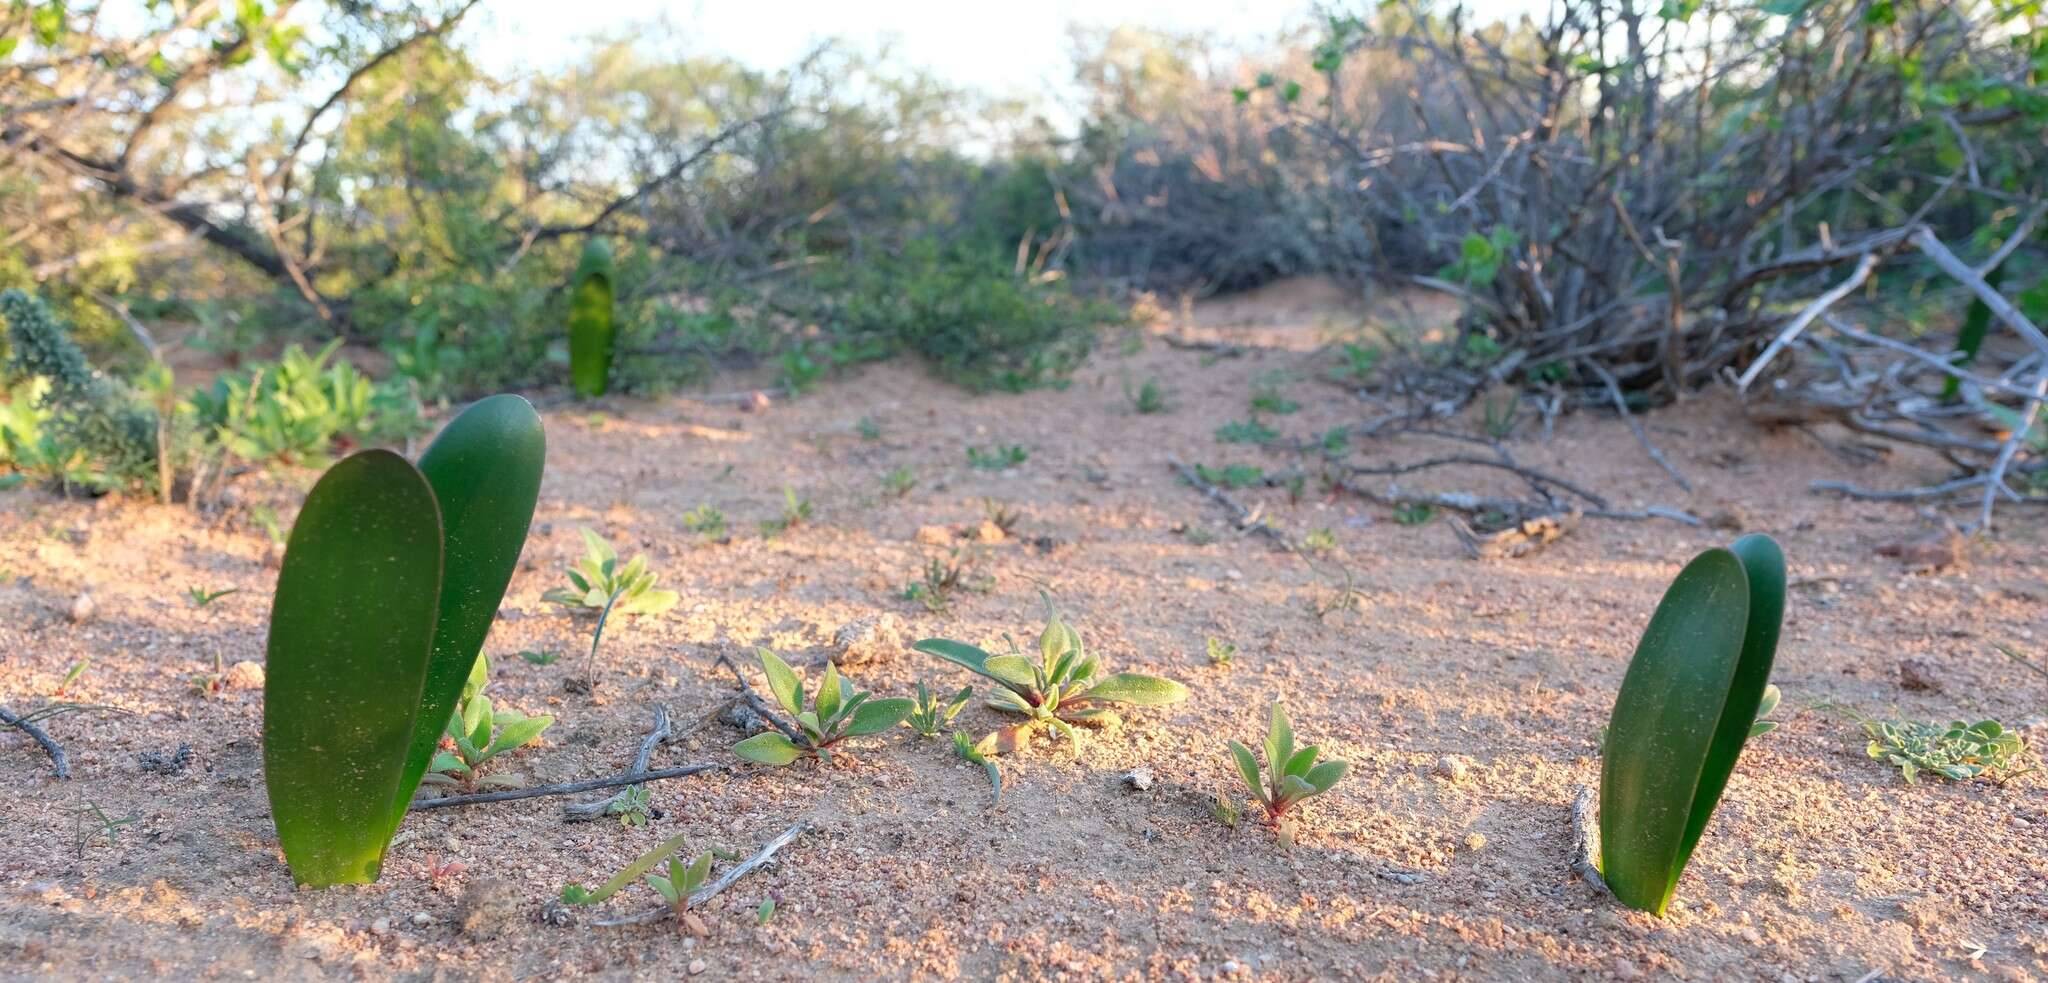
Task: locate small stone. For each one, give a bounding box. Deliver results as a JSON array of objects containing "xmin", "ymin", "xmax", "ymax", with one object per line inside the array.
[
  {"xmin": 67, "ymin": 592, "xmax": 95, "ymax": 624},
  {"xmin": 1432, "ymin": 755, "xmax": 1469, "ymax": 782},
  {"xmin": 459, "ymin": 876, "xmax": 522, "ymax": 939},
  {"xmin": 1121, "ymin": 767, "xmax": 1154, "ymax": 791},
  {"xmin": 1222, "ymin": 960, "xmax": 1242, "ymax": 976},
  {"xmin": 687, "ymin": 958, "xmax": 708, "ymax": 975},
  {"xmin": 831, "ymin": 613, "xmax": 903, "ymax": 667},
  {"xmin": 1898, "ymin": 658, "xmax": 1942, "ymax": 693},
  {"xmin": 410, "ymin": 912, "xmax": 433, "ymax": 926},
  {"xmin": 225, "ymin": 660, "xmax": 266, "ymax": 689},
  {"xmin": 741, "ymin": 390, "xmax": 773, "ymax": 413},
  {"xmin": 369, "ymin": 918, "xmax": 391, "ymax": 936},
  {"xmin": 263, "ymin": 542, "xmax": 286, "ymax": 569},
  {"xmin": 914, "ymin": 525, "xmax": 953, "ymax": 547},
  {"xmin": 1463, "ymin": 832, "xmax": 1488, "ymax": 852},
  {"xmin": 1611, "ymin": 957, "xmax": 1642, "ymax": 979}
]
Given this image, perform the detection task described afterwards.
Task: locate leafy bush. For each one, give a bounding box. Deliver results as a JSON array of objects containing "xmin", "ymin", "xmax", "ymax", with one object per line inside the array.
[
  {"xmin": 186, "ymin": 341, "xmax": 422, "ymax": 466},
  {"xmin": 1863, "ymin": 717, "xmax": 2029, "ymax": 784},
  {"xmin": 1, "ymin": 289, "xmax": 156, "ymax": 492}
]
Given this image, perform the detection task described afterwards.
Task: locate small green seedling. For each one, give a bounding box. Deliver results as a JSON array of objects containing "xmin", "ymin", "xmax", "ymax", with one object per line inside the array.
[
  {"xmin": 422, "ymin": 655, "xmax": 554, "ymax": 790},
  {"xmin": 882, "ymin": 466, "xmax": 917, "ymax": 498},
  {"xmin": 645, "ymin": 850, "xmax": 715, "ymax": 919},
  {"xmin": 517, "ymin": 650, "xmax": 561, "ymax": 666},
  {"xmin": 856, "ymin": 415, "xmax": 883, "ymax": 441},
  {"xmin": 1214, "ymin": 418, "xmax": 1279, "ymax": 445},
  {"xmin": 605, "ymin": 785, "xmax": 655, "ymax": 826},
  {"xmin": 1126, "ymin": 376, "xmax": 1168, "ymax": 414},
  {"xmin": 953, "ymin": 730, "xmax": 1002, "ymax": 806},
  {"xmin": 1863, "ymin": 717, "xmax": 2029, "ymax": 783},
  {"xmin": 562, "ymin": 833, "xmax": 694, "ymax": 908},
  {"xmin": 55, "ymin": 658, "xmax": 90, "ymax": 696},
  {"xmin": 185, "ymin": 586, "xmax": 240, "ymax": 607},
  {"xmin": 756, "ymin": 899, "xmax": 777, "ymax": 925},
  {"xmin": 74, "ymin": 799, "xmax": 138, "ymax": 856},
  {"xmin": 966, "ymin": 444, "xmax": 1028, "ymax": 471},
  {"xmin": 901, "ymin": 549, "xmax": 985, "ymax": 613},
  {"xmin": 1748, "ymin": 684, "xmax": 1783, "ymax": 738},
  {"xmin": 980, "ymin": 498, "xmax": 1021, "ymax": 537},
  {"xmin": 1191, "ymin": 463, "xmax": 1262, "ymax": 489},
  {"xmin": 1600, "ymin": 534, "xmax": 1784, "ymax": 917},
  {"xmin": 914, "ymin": 596, "xmax": 1189, "ymax": 755},
  {"xmin": 1227, "ymin": 703, "xmax": 1350, "ymax": 846},
  {"xmin": 1206, "ymin": 637, "xmax": 1237, "ymax": 667},
  {"xmin": 906, "ymin": 680, "xmax": 973, "ymax": 737},
  {"xmin": 1301, "ymin": 528, "xmax": 1337, "ymax": 554},
  {"xmin": 682, "ymin": 505, "xmax": 728, "ymax": 540},
  {"xmin": 544, "ymin": 529, "xmax": 679, "ymax": 681},
  {"xmin": 190, "ymin": 653, "xmax": 227, "ymax": 696},
  {"xmin": 1210, "ymin": 791, "xmax": 1241, "ymax": 828},
  {"xmin": 730, "ymin": 648, "xmax": 913, "ymax": 766},
  {"xmin": 1393, "ymin": 503, "xmax": 1435, "ymax": 525},
  {"xmin": 759, "ymin": 486, "xmax": 812, "ymax": 536}
]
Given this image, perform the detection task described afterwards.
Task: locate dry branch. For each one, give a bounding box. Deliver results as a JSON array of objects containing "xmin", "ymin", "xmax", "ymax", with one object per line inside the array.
[
  {"xmin": 0, "ymin": 705, "xmax": 70, "ymax": 779},
  {"xmin": 1166, "ymin": 458, "xmax": 1291, "ymax": 547},
  {"xmin": 1569, "ymin": 786, "xmax": 1607, "ymax": 894},
  {"xmin": 409, "ymin": 764, "xmax": 721, "ymax": 812},
  {"xmin": 564, "ymin": 704, "xmax": 673, "ymax": 821},
  {"xmin": 588, "ymin": 821, "xmax": 810, "ymax": 928}
]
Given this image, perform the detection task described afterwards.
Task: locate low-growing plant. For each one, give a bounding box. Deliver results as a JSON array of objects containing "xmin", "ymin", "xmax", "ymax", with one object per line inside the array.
[
  {"xmin": 980, "ymin": 498, "xmax": 1021, "ymax": 537},
  {"xmin": 190, "ymin": 652, "xmax": 228, "ymax": 697},
  {"xmin": 560, "ymin": 834, "xmax": 716, "ymax": 924},
  {"xmin": 1249, "ymin": 387, "xmax": 1300, "ymax": 416},
  {"xmin": 906, "ymin": 680, "xmax": 973, "ymax": 737},
  {"xmin": 543, "ymin": 529, "xmax": 679, "ymax": 683},
  {"xmin": 1392, "ymin": 502, "xmax": 1435, "ymax": 525},
  {"xmin": 756, "ymin": 899, "xmax": 777, "ymax": 925},
  {"xmin": 1214, "ymin": 418, "xmax": 1279, "ymax": 445},
  {"xmin": 914, "ymin": 596, "xmax": 1189, "ymax": 754},
  {"xmin": 901, "ymin": 549, "xmax": 986, "ymax": 613},
  {"xmin": 1206, "ymin": 637, "xmax": 1237, "ymax": 667},
  {"xmin": 730, "ymin": 648, "xmax": 913, "ymax": 766},
  {"xmin": 422, "ymin": 655, "xmax": 554, "ymax": 790},
  {"xmin": 1226, "ymin": 703, "xmax": 1350, "ymax": 845},
  {"xmin": 966, "ymin": 444, "xmax": 1028, "ymax": 471},
  {"xmin": 1301, "ymin": 528, "xmax": 1337, "ymax": 554},
  {"xmin": 264, "ymin": 395, "xmax": 544, "ymax": 887},
  {"xmin": 185, "ymin": 586, "xmax": 239, "ymax": 607},
  {"xmin": 682, "ymin": 505, "xmax": 728, "ymax": 540},
  {"xmin": 55, "ymin": 658, "xmax": 90, "ymax": 696},
  {"xmin": 1335, "ymin": 342, "xmax": 1381, "ymax": 383},
  {"xmin": 856, "ymin": 415, "xmax": 884, "ymax": 441},
  {"xmin": 1600, "ymin": 534, "xmax": 1784, "ymax": 917},
  {"xmin": 644, "ymin": 849, "xmax": 715, "ymax": 919},
  {"xmin": 1748, "ymin": 684, "xmax": 1783, "ymax": 738},
  {"xmin": 187, "ymin": 341, "xmax": 422, "ymax": 467},
  {"xmin": 73, "ymin": 799, "xmax": 138, "ymax": 856},
  {"xmin": 953, "ymin": 729, "xmax": 1003, "ymax": 805},
  {"xmin": 882, "ymin": 466, "xmax": 917, "ymax": 498},
  {"xmin": 1192, "ymin": 463, "xmax": 1262, "ymax": 489},
  {"xmin": 758, "ymin": 486, "xmax": 812, "ymax": 536},
  {"xmin": 517, "ymin": 650, "xmax": 562, "ymax": 667},
  {"xmin": 1861, "ymin": 716, "xmax": 2029, "ymax": 783},
  {"xmin": 1126, "ymin": 376, "xmax": 1169, "ymax": 414}
]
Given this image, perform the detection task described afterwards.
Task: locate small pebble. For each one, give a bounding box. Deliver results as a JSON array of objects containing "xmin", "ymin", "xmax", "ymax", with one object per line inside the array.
[
  {"xmin": 1222, "ymin": 959, "xmax": 1242, "ymax": 976},
  {"xmin": 369, "ymin": 918, "xmax": 391, "ymax": 936},
  {"xmin": 410, "ymin": 912, "xmax": 433, "ymax": 926},
  {"xmin": 225, "ymin": 660, "xmax": 266, "ymax": 690},
  {"xmin": 1463, "ymin": 832, "xmax": 1487, "ymax": 852},
  {"xmin": 1432, "ymin": 755, "xmax": 1469, "ymax": 782},
  {"xmin": 1121, "ymin": 767, "xmax": 1154, "ymax": 791},
  {"xmin": 688, "ymin": 958, "xmax": 708, "ymax": 975},
  {"xmin": 68, "ymin": 592, "xmax": 96, "ymax": 624}
]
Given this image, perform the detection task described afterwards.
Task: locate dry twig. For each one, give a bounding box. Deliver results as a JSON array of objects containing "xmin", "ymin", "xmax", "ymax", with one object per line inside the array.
[
  {"xmin": 410, "ymin": 764, "xmax": 721, "ymax": 812},
  {"xmin": 1569, "ymin": 786, "xmax": 1607, "ymax": 895},
  {"xmin": 0, "ymin": 705, "xmax": 70, "ymax": 779},
  {"xmin": 564, "ymin": 704, "xmax": 673, "ymax": 821},
  {"xmin": 589, "ymin": 821, "xmax": 811, "ymax": 927}
]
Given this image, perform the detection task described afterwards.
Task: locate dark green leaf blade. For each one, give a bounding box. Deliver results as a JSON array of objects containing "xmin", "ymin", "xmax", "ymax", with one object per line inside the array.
[
  {"xmin": 914, "ymin": 638, "xmax": 997, "ymax": 676},
  {"xmin": 842, "ymin": 697, "xmax": 915, "ymax": 737},
  {"xmin": 391, "ymin": 394, "xmax": 544, "ymax": 832},
  {"xmin": 264, "ymin": 450, "xmax": 444, "ymax": 887},
  {"xmin": 1599, "ymin": 547, "xmax": 1751, "ymax": 916}
]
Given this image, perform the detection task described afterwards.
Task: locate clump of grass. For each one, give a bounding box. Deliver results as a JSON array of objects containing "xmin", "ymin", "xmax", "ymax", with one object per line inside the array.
[
  {"xmin": 1125, "ymin": 376, "xmax": 1169, "ymax": 414},
  {"xmin": 966, "ymin": 445, "xmax": 1028, "ymax": 471},
  {"xmin": 901, "ymin": 549, "xmax": 988, "ymax": 613},
  {"xmin": 905, "ymin": 680, "xmax": 973, "ymax": 737},
  {"xmin": 682, "ymin": 505, "xmax": 728, "ymax": 541},
  {"xmin": 185, "ymin": 585, "xmax": 239, "ymax": 607},
  {"xmin": 1392, "ymin": 503, "xmax": 1435, "ymax": 525},
  {"xmin": 1214, "ymin": 418, "xmax": 1279, "ymax": 445},
  {"xmin": 882, "ymin": 466, "xmax": 917, "ymax": 498},
  {"xmin": 1192, "ymin": 463, "xmax": 1263, "ymax": 489}
]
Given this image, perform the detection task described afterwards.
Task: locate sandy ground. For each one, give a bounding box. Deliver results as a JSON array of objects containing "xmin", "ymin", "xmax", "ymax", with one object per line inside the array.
[{"xmin": 1, "ymin": 281, "xmax": 2045, "ymax": 981}]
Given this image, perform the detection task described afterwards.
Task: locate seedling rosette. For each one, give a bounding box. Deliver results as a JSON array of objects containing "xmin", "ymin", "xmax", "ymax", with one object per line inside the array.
[
  {"xmin": 1598, "ymin": 533, "xmax": 1785, "ymax": 916},
  {"xmin": 1226, "ymin": 702, "xmax": 1349, "ymax": 846},
  {"xmin": 730, "ymin": 648, "xmax": 913, "ymax": 765},
  {"xmin": 913, "ymin": 596, "xmax": 1188, "ymax": 754}
]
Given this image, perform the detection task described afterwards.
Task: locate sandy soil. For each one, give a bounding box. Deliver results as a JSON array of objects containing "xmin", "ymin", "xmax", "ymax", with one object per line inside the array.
[{"xmin": 1, "ymin": 281, "xmax": 2044, "ymax": 981}]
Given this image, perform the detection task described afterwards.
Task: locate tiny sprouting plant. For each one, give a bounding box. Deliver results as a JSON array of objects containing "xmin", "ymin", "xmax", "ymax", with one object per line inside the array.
[
  {"xmin": 1600, "ymin": 534, "xmax": 1784, "ymax": 917},
  {"xmin": 1227, "ymin": 703, "xmax": 1350, "ymax": 846},
  {"xmin": 55, "ymin": 658, "xmax": 89, "ymax": 696},
  {"xmin": 1206, "ymin": 637, "xmax": 1237, "ymax": 667},
  {"xmin": 730, "ymin": 648, "xmax": 913, "ymax": 766},
  {"xmin": 606, "ymin": 785, "xmax": 655, "ymax": 826},
  {"xmin": 645, "ymin": 850, "xmax": 715, "ymax": 919},
  {"xmin": 190, "ymin": 652, "xmax": 227, "ymax": 696},
  {"xmin": 966, "ymin": 444, "xmax": 1028, "ymax": 471},
  {"xmin": 1192, "ymin": 463, "xmax": 1262, "ymax": 489},
  {"xmin": 906, "ymin": 680, "xmax": 973, "ymax": 737},
  {"xmin": 423, "ymin": 655, "xmax": 554, "ymax": 790},
  {"xmin": 185, "ymin": 585, "xmax": 239, "ymax": 607},
  {"xmin": 1748, "ymin": 684, "xmax": 1783, "ymax": 738},
  {"xmin": 543, "ymin": 529, "xmax": 679, "ymax": 682},
  {"xmin": 682, "ymin": 505, "xmax": 728, "ymax": 540},
  {"xmin": 1210, "ymin": 791, "xmax": 1242, "ymax": 828},
  {"xmin": 914, "ymin": 596, "xmax": 1189, "ymax": 755},
  {"xmin": 953, "ymin": 730, "xmax": 1002, "ymax": 806},
  {"xmin": 980, "ymin": 498, "xmax": 1021, "ymax": 537},
  {"xmin": 1393, "ymin": 502, "xmax": 1435, "ymax": 525},
  {"xmin": 1126, "ymin": 376, "xmax": 1168, "ymax": 414},
  {"xmin": 517, "ymin": 650, "xmax": 561, "ymax": 666},
  {"xmin": 1301, "ymin": 528, "xmax": 1337, "ymax": 554},
  {"xmin": 759, "ymin": 486, "xmax": 812, "ymax": 536},
  {"xmin": 882, "ymin": 466, "xmax": 917, "ymax": 498},
  {"xmin": 901, "ymin": 549, "xmax": 986, "ymax": 613},
  {"xmin": 1319, "ymin": 428, "xmax": 1348, "ymax": 454},
  {"xmin": 1862, "ymin": 717, "xmax": 2029, "ymax": 783},
  {"xmin": 73, "ymin": 799, "xmax": 138, "ymax": 856},
  {"xmin": 1336, "ymin": 342, "xmax": 1381, "ymax": 382},
  {"xmin": 756, "ymin": 899, "xmax": 777, "ymax": 925},
  {"xmin": 856, "ymin": 415, "xmax": 884, "ymax": 441},
  {"xmin": 561, "ymin": 834, "xmax": 715, "ymax": 925},
  {"xmin": 1481, "ymin": 394, "xmax": 1519, "ymax": 440},
  {"xmin": 1249, "ymin": 387, "xmax": 1300, "ymax": 416},
  {"xmin": 1214, "ymin": 418, "xmax": 1279, "ymax": 445}
]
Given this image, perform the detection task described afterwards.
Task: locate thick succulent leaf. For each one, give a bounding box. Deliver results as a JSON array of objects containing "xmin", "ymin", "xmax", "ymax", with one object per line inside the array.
[
  {"xmin": 264, "ymin": 450, "xmax": 443, "ymax": 887},
  {"xmin": 1600, "ymin": 547, "xmax": 1752, "ymax": 916},
  {"xmin": 1227, "ymin": 740, "xmax": 1263, "ymax": 798},
  {"xmin": 429, "ymin": 751, "xmax": 465, "ymax": 775},
  {"xmin": 644, "ymin": 873, "xmax": 678, "ymax": 904},
  {"xmin": 759, "ymin": 648, "xmax": 804, "ymax": 718},
  {"xmin": 1670, "ymin": 534, "xmax": 1785, "ymax": 879},
  {"xmin": 1304, "ymin": 759, "xmax": 1349, "ymax": 794},
  {"xmin": 843, "ymin": 697, "xmax": 915, "ymax": 736},
  {"xmin": 1279, "ymin": 774, "xmax": 1318, "ymax": 801},
  {"xmin": 1039, "ymin": 603, "xmax": 1079, "ymax": 662},
  {"xmin": 392, "ymin": 395, "xmax": 544, "ymax": 833},
  {"xmin": 618, "ymin": 588, "xmax": 678, "ymax": 616},
  {"xmin": 682, "ymin": 851, "xmax": 713, "ymax": 892},
  {"xmin": 1081, "ymin": 672, "xmax": 1189, "ymax": 706},
  {"xmin": 732, "ymin": 732, "xmax": 805, "ymax": 765},
  {"xmin": 561, "ymin": 833, "xmax": 687, "ymax": 905},
  {"xmin": 569, "ymin": 238, "xmax": 616, "ymax": 397},
  {"xmin": 1265, "ymin": 703, "xmax": 1295, "ymax": 776},
  {"xmin": 832, "ymin": 690, "xmax": 871, "ymax": 730}
]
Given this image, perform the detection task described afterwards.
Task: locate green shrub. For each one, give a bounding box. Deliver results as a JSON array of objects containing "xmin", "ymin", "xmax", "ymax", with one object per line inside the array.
[
  {"xmin": 0, "ymin": 289, "xmax": 157, "ymax": 492},
  {"xmin": 186, "ymin": 341, "xmax": 422, "ymax": 466}
]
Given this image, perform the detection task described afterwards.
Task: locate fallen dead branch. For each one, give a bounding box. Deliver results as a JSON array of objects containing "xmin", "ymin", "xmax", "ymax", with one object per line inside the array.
[
  {"xmin": 410, "ymin": 763, "xmax": 722, "ymax": 812},
  {"xmin": 1449, "ymin": 510, "xmax": 1580, "ymax": 560},
  {"xmin": 1166, "ymin": 458, "xmax": 1292, "ymax": 548},
  {"xmin": 589, "ymin": 820, "xmax": 811, "ymax": 927},
  {"xmin": 0, "ymin": 705, "xmax": 70, "ymax": 779},
  {"xmin": 713, "ymin": 652, "xmax": 810, "ymax": 747},
  {"xmin": 564, "ymin": 704, "xmax": 673, "ymax": 822},
  {"xmin": 1569, "ymin": 786, "xmax": 1607, "ymax": 895}
]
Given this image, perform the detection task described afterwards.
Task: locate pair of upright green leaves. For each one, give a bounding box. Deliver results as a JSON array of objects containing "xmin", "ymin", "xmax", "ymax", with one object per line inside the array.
[
  {"xmin": 263, "ymin": 394, "xmax": 544, "ymax": 886},
  {"xmin": 1600, "ymin": 534, "xmax": 1785, "ymax": 915},
  {"xmin": 569, "ymin": 239, "xmax": 615, "ymax": 397}
]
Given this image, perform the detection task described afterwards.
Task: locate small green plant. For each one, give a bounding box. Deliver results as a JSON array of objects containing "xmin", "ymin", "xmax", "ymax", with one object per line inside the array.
[
  {"xmin": 1249, "ymin": 387, "xmax": 1300, "ymax": 416},
  {"xmin": 604, "ymin": 785, "xmax": 655, "ymax": 826},
  {"xmin": 1862, "ymin": 717, "xmax": 2029, "ymax": 783},
  {"xmin": 561, "ymin": 834, "xmax": 713, "ymax": 924},
  {"xmin": 1210, "ymin": 791, "xmax": 1242, "ymax": 828},
  {"xmin": 953, "ymin": 729, "xmax": 1002, "ymax": 806},
  {"xmin": 914, "ymin": 596, "xmax": 1189, "ymax": 755},
  {"xmin": 569, "ymin": 238, "xmax": 616, "ymax": 398},
  {"xmin": 906, "ymin": 680, "xmax": 973, "ymax": 737},
  {"xmin": 1392, "ymin": 502, "xmax": 1435, "ymax": 525},
  {"xmin": 778, "ymin": 344, "xmax": 828, "ymax": 396},
  {"xmin": 185, "ymin": 585, "xmax": 239, "ymax": 607},
  {"xmin": 1227, "ymin": 703, "xmax": 1350, "ymax": 845},
  {"xmin": 1205, "ymin": 637, "xmax": 1237, "ymax": 668},
  {"xmin": 543, "ymin": 529, "xmax": 680, "ymax": 682},
  {"xmin": 644, "ymin": 850, "xmax": 715, "ymax": 919},
  {"xmin": 1214, "ymin": 418, "xmax": 1279, "ymax": 444},
  {"xmin": 1301, "ymin": 528, "xmax": 1337, "ymax": 554},
  {"xmin": 882, "ymin": 466, "xmax": 917, "ymax": 498},
  {"xmin": 73, "ymin": 799, "xmax": 139, "ymax": 856},
  {"xmin": 756, "ymin": 899, "xmax": 777, "ymax": 925},
  {"xmin": 758, "ymin": 486, "xmax": 812, "ymax": 536},
  {"xmin": 187, "ymin": 341, "xmax": 422, "ymax": 467},
  {"xmin": 1192, "ymin": 463, "xmax": 1263, "ymax": 489},
  {"xmin": 263, "ymin": 395, "xmax": 544, "ymax": 887},
  {"xmin": 980, "ymin": 498, "xmax": 1021, "ymax": 537},
  {"xmin": 1748, "ymin": 684, "xmax": 1783, "ymax": 738},
  {"xmin": 55, "ymin": 658, "xmax": 90, "ymax": 696},
  {"xmin": 190, "ymin": 652, "xmax": 228, "ymax": 697},
  {"xmin": 517, "ymin": 650, "xmax": 561, "ymax": 667},
  {"xmin": 1335, "ymin": 342, "xmax": 1381, "ymax": 383},
  {"xmin": 1600, "ymin": 535, "xmax": 1784, "ymax": 917},
  {"xmin": 966, "ymin": 444, "xmax": 1028, "ymax": 471},
  {"xmin": 1126, "ymin": 376, "xmax": 1169, "ymax": 414},
  {"xmin": 682, "ymin": 505, "xmax": 728, "ymax": 540},
  {"xmin": 730, "ymin": 648, "xmax": 914, "ymax": 766},
  {"xmin": 855, "ymin": 415, "xmax": 884, "ymax": 441},
  {"xmin": 421, "ymin": 655, "xmax": 554, "ymax": 790},
  {"xmin": 901, "ymin": 549, "xmax": 986, "ymax": 613},
  {"xmin": 1480, "ymin": 394, "xmax": 1519, "ymax": 440}
]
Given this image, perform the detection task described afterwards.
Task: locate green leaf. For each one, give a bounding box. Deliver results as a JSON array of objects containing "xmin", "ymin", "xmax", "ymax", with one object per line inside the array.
[
  {"xmin": 1284, "ymin": 745, "xmax": 1319, "ymax": 779},
  {"xmin": 681, "ymin": 851, "xmax": 712, "ymax": 893},
  {"xmin": 983, "ymin": 655, "xmax": 1040, "ymax": 690},
  {"xmin": 814, "ymin": 661, "xmax": 843, "ymax": 723},
  {"xmin": 264, "ymin": 450, "xmax": 443, "ymax": 887},
  {"xmin": 1265, "ymin": 703, "xmax": 1295, "ymax": 777},
  {"xmin": 732, "ymin": 732, "xmax": 805, "ymax": 765},
  {"xmin": 1279, "ymin": 774, "xmax": 1317, "ymax": 801},
  {"xmin": 842, "ymin": 697, "xmax": 915, "ymax": 737},
  {"xmin": 1304, "ymin": 759, "xmax": 1349, "ymax": 794},
  {"xmin": 569, "ymin": 238, "xmax": 616, "ymax": 397},
  {"xmin": 1078, "ymin": 672, "xmax": 1188, "ymax": 706},
  {"xmin": 390, "ymin": 395, "xmax": 544, "ymax": 833},
  {"xmin": 914, "ymin": 638, "xmax": 995, "ymax": 675},
  {"xmin": 759, "ymin": 648, "xmax": 804, "ymax": 718},
  {"xmin": 487, "ymin": 713, "xmax": 553, "ymax": 756},
  {"xmin": 1228, "ymin": 740, "xmax": 1263, "ymax": 798},
  {"xmin": 1600, "ymin": 545, "xmax": 1760, "ymax": 916},
  {"xmin": 561, "ymin": 834, "xmax": 688, "ymax": 904}
]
